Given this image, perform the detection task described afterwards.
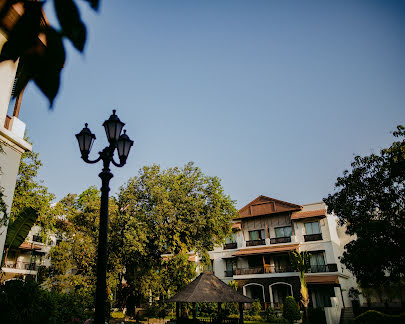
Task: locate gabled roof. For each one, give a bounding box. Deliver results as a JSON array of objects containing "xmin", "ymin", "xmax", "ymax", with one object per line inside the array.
[
  {"xmin": 291, "ymin": 209, "xmax": 326, "ymax": 220},
  {"xmin": 168, "ymin": 272, "xmax": 253, "ymax": 303},
  {"xmin": 236, "ymin": 195, "xmax": 302, "ymax": 219}
]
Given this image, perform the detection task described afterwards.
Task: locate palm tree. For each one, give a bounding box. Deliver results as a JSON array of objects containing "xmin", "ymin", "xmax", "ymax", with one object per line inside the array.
[{"xmin": 289, "ymin": 250, "xmax": 311, "ymax": 321}]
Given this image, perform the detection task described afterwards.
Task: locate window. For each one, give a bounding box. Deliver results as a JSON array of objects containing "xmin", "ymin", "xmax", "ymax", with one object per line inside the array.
[
  {"xmin": 225, "ymin": 233, "xmax": 236, "ymax": 244},
  {"xmin": 249, "ymin": 230, "xmax": 262, "ymax": 241},
  {"xmin": 310, "ymin": 252, "xmax": 326, "ymax": 266},
  {"xmin": 275, "ymin": 226, "xmax": 292, "ymax": 238},
  {"xmin": 305, "ymin": 221, "xmax": 320, "ymax": 235}
]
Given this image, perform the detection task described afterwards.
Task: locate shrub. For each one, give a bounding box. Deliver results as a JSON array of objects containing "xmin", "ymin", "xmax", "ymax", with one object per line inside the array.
[
  {"xmin": 249, "ymin": 299, "xmax": 262, "ymax": 316},
  {"xmin": 306, "ymin": 308, "xmax": 326, "ymax": 324},
  {"xmin": 0, "ymin": 280, "xmax": 87, "ymax": 323},
  {"xmin": 354, "ymin": 310, "xmax": 405, "ymax": 324},
  {"xmin": 282, "ymin": 296, "xmax": 301, "ymax": 324}
]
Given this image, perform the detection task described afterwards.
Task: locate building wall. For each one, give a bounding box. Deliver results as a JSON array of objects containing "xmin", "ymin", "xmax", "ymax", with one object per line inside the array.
[{"xmin": 0, "ymin": 29, "xmax": 32, "ymax": 264}]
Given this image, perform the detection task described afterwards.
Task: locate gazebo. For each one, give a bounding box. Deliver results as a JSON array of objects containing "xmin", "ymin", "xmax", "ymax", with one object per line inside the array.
[{"xmin": 168, "ymin": 272, "xmax": 254, "ymax": 324}]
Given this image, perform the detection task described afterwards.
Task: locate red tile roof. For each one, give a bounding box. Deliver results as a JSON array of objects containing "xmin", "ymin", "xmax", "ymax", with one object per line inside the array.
[
  {"xmin": 305, "ymin": 275, "xmax": 339, "ymax": 285},
  {"xmin": 291, "ymin": 209, "xmax": 326, "ymax": 220},
  {"xmin": 19, "ymin": 242, "xmax": 42, "ymax": 250}
]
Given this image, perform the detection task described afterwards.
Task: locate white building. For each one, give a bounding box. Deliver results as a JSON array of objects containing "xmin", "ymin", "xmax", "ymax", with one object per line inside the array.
[
  {"xmin": 0, "ymin": 3, "xmax": 33, "ymax": 265},
  {"xmin": 208, "ymin": 196, "xmax": 360, "ymax": 323},
  {"xmin": 1, "ymin": 225, "xmax": 57, "ymax": 282}
]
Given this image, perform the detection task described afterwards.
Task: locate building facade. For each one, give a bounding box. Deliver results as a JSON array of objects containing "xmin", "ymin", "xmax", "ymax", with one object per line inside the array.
[
  {"xmin": 208, "ymin": 195, "xmax": 360, "ymax": 315},
  {"xmin": 1, "ymin": 225, "xmax": 56, "ymax": 282},
  {"xmin": 0, "ymin": 3, "xmax": 33, "ymax": 265}
]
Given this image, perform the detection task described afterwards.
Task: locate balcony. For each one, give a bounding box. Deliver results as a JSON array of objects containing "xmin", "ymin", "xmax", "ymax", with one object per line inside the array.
[
  {"xmin": 224, "ymin": 269, "xmax": 235, "ymax": 277},
  {"xmin": 3, "ymin": 261, "xmax": 37, "ymax": 271},
  {"xmin": 309, "ymin": 264, "xmax": 338, "ymax": 273},
  {"xmin": 270, "ymin": 237, "xmax": 291, "ymax": 244},
  {"xmin": 304, "ymin": 233, "xmax": 322, "ymax": 242},
  {"xmin": 246, "ymin": 239, "xmax": 266, "ymax": 247},
  {"xmin": 235, "ymin": 265, "xmax": 296, "ymax": 275},
  {"xmin": 224, "ymin": 242, "xmax": 237, "ymax": 250}
]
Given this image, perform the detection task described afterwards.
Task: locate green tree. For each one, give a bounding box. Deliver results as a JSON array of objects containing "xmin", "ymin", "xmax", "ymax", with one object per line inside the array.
[
  {"xmin": 282, "ymin": 296, "xmax": 301, "ymax": 324},
  {"xmin": 114, "ymin": 162, "xmax": 237, "ymax": 313},
  {"xmin": 324, "ymin": 126, "xmax": 405, "ymax": 287},
  {"xmin": 0, "ymin": 145, "xmax": 7, "ymax": 225},
  {"xmin": 289, "ymin": 251, "xmax": 310, "ymax": 320},
  {"xmin": 11, "ymin": 147, "xmax": 55, "ymax": 233},
  {"xmin": 0, "ymin": 0, "xmax": 99, "ymax": 105}
]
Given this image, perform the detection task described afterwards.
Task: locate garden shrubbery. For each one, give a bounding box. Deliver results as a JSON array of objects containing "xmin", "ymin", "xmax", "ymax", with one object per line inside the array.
[
  {"xmin": 282, "ymin": 296, "xmax": 301, "ymax": 324},
  {"xmin": 354, "ymin": 310, "xmax": 405, "ymax": 324},
  {"xmin": 0, "ymin": 280, "xmax": 88, "ymax": 324}
]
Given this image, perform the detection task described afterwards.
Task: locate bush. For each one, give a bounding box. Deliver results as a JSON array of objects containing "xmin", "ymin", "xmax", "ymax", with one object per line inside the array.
[
  {"xmin": 306, "ymin": 308, "xmax": 326, "ymax": 324},
  {"xmin": 249, "ymin": 299, "xmax": 262, "ymax": 316},
  {"xmin": 0, "ymin": 280, "xmax": 87, "ymax": 323},
  {"xmin": 354, "ymin": 310, "xmax": 405, "ymax": 324},
  {"xmin": 282, "ymin": 296, "xmax": 301, "ymax": 323},
  {"xmin": 264, "ymin": 307, "xmax": 288, "ymax": 323}
]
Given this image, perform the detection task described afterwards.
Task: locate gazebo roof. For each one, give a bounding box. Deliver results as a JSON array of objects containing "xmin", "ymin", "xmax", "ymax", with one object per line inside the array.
[{"xmin": 168, "ymin": 272, "xmax": 254, "ymax": 303}]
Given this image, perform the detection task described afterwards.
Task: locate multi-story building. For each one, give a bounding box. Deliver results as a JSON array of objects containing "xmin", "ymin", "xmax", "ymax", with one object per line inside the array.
[
  {"xmin": 209, "ymin": 195, "xmax": 359, "ymax": 315},
  {"xmin": 1, "ymin": 225, "xmax": 56, "ymax": 282},
  {"xmin": 0, "ymin": 2, "xmax": 34, "ymax": 264}
]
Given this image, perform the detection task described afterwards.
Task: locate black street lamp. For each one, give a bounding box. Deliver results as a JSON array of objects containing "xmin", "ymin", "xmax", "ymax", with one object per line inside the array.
[{"xmin": 75, "ymin": 110, "xmax": 134, "ymax": 324}]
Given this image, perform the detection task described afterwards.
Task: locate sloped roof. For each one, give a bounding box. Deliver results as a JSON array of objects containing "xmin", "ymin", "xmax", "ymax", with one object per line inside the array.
[
  {"xmin": 236, "ymin": 196, "xmax": 302, "ymax": 219},
  {"xmin": 168, "ymin": 272, "xmax": 253, "ymax": 303},
  {"xmin": 305, "ymin": 275, "xmax": 339, "ymax": 285},
  {"xmin": 291, "ymin": 209, "xmax": 327, "ymax": 220},
  {"xmin": 233, "ymin": 244, "xmax": 299, "ymax": 256}
]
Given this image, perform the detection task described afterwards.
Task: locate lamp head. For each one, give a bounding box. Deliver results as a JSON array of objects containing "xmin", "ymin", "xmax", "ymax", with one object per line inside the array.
[
  {"xmin": 117, "ymin": 130, "xmax": 134, "ymax": 164},
  {"xmin": 75, "ymin": 123, "xmax": 96, "ymax": 158},
  {"xmin": 102, "ymin": 109, "xmax": 125, "ymax": 143}
]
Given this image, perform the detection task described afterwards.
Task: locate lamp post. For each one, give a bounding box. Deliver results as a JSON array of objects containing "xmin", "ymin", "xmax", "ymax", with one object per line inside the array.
[{"xmin": 75, "ymin": 110, "xmax": 134, "ymax": 324}]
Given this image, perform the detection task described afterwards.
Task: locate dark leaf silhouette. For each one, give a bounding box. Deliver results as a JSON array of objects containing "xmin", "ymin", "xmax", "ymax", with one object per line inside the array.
[
  {"xmin": 0, "ymin": 2, "xmax": 43, "ymax": 62},
  {"xmin": 54, "ymin": 0, "xmax": 86, "ymax": 52},
  {"xmin": 0, "ymin": 0, "xmax": 98, "ymax": 106}
]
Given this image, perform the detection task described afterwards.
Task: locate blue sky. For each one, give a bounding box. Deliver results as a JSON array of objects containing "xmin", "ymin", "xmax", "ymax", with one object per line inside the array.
[{"xmin": 18, "ymin": 0, "xmax": 405, "ymax": 208}]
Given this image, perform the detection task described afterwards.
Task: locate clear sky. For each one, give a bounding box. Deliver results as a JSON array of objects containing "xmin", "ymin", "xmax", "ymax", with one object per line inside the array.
[{"xmin": 17, "ymin": 0, "xmax": 405, "ymax": 208}]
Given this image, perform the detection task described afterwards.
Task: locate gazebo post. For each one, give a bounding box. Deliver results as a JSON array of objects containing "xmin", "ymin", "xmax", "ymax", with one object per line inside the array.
[
  {"xmin": 239, "ymin": 302, "xmax": 244, "ymax": 324},
  {"xmin": 176, "ymin": 302, "xmax": 180, "ymax": 321},
  {"xmin": 192, "ymin": 302, "xmax": 197, "ymax": 320}
]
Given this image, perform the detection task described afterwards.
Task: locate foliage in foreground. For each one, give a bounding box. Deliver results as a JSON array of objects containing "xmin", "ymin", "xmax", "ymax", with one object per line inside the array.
[
  {"xmin": 0, "ymin": 0, "xmax": 100, "ymax": 106},
  {"xmin": 324, "ymin": 126, "xmax": 405, "ymax": 287},
  {"xmin": 354, "ymin": 310, "xmax": 405, "ymax": 324},
  {"xmin": 0, "ymin": 280, "xmax": 87, "ymax": 324}
]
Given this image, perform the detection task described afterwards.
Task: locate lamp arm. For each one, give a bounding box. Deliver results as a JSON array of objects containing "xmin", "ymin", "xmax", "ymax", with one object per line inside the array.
[
  {"xmin": 82, "ymin": 155, "xmax": 102, "ymax": 164},
  {"xmin": 111, "ymin": 157, "xmax": 125, "ymax": 168}
]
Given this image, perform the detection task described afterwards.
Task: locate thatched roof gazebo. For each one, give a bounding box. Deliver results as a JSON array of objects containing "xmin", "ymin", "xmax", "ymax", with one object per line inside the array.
[{"xmin": 168, "ymin": 272, "xmax": 253, "ymax": 324}]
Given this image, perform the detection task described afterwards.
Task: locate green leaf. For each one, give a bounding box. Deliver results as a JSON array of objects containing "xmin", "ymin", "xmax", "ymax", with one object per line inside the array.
[
  {"xmin": 5, "ymin": 207, "xmax": 39, "ymax": 250},
  {"xmin": 54, "ymin": 0, "xmax": 86, "ymax": 52}
]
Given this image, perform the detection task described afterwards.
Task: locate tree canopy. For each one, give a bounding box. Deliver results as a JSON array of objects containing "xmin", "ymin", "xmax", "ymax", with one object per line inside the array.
[
  {"xmin": 324, "ymin": 126, "xmax": 405, "ymax": 286},
  {"xmin": 47, "ymin": 162, "xmax": 237, "ymax": 314}
]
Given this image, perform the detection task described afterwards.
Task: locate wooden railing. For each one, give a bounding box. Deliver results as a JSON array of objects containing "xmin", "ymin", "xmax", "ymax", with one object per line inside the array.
[
  {"xmin": 304, "ymin": 233, "xmax": 322, "ymax": 242},
  {"xmin": 270, "ymin": 237, "xmax": 291, "ymax": 244},
  {"xmin": 246, "ymin": 239, "xmax": 265, "ymax": 247},
  {"xmin": 223, "ymin": 242, "xmax": 237, "ymax": 250}
]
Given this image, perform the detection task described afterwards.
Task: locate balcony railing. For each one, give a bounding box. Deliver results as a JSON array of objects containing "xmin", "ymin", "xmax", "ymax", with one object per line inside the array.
[
  {"xmin": 304, "ymin": 233, "xmax": 322, "ymax": 242},
  {"xmin": 223, "ymin": 242, "xmax": 237, "ymax": 250},
  {"xmin": 235, "ymin": 265, "xmax": 295, "ymax": 275},
  {"xmin": 234, "ymin": 263, "xmax": 338, "ymax": 275},
  {"xmin": 224, "ymin": 269, "xmax": 235, "ymax": 277},
  {"xmin": 246, "ymin": 239, "xmax": 266, "ymax": 247},
  {"xmin": 270, "ymin": 237, "xmax": 291, "ymax": 244},
  {"xmin": 3, "ymin": 261, "xmax": 37, "ymax": 271},
  {"xmin": 309, "ymin": 264, "xmax": 338, "ymax": 273}
]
